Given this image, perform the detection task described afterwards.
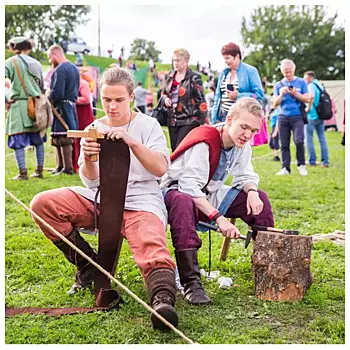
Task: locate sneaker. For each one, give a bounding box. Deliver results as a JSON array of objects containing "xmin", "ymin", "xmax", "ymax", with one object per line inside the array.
[
  {"xmin": 298, "ymin": 165, "xmax": 308, "ymax": 176},
  {"xmin": 276, "ymin": 168, "xmax": 290, "ymax": 176},
  {"xmin": 272, "ymin": 156, "xmax": 281, "ymax": 162},
  {"xmin": 320, "ymin": 164, "xmax": 329, "ymax": 168}
]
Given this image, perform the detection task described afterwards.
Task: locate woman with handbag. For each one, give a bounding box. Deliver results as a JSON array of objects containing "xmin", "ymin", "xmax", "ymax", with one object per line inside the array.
[
  {"xmin": 5, "ymin": 36, "xmax": 46, "ymax": 180},
  {"xmin": 162, "ymin": 48, "xmax": 208, "ymax": 151}
]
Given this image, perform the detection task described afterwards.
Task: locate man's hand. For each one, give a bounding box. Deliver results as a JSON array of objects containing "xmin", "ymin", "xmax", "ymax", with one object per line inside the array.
[
  {"xmin": 82, "ymin": 137, "xmax": 101, "ymax": 160},
  {"xmin": 226, "ymin": 88, "xmax": 238, "ymax": 100},
  {"xmin": 280, "ymin": 87, "xmax": 289, "ymax": 96},
  {"xmin": 288, "ymin": 87, "xmax": 297, "ymax": 96},
  {"xmin": 216, "ymin": 216, "xmax": 241, "ymax": 239},
  {"xmin": 246, "ymin": 191, "xmax": 264, "ymax": 216},
  {"xmin": 104, "ymin": 127, "xmax": 137, "ymax": 148}
]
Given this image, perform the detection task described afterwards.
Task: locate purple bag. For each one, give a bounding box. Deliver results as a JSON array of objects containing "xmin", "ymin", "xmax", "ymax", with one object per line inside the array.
[{"xmin": 250, "ymin": 118, "xmax": 268, "ymax": 147}]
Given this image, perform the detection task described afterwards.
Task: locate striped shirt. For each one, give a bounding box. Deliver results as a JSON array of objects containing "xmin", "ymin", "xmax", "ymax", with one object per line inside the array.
[{"xmin": 220, "ymin": 73, "xmax": 239, "ymax": 114}]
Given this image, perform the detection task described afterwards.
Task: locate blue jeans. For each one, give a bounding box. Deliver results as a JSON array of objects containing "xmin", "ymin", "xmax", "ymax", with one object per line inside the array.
[{"xmin": 305, "ymin": 119, "xmax": 329, "ymax": 166}]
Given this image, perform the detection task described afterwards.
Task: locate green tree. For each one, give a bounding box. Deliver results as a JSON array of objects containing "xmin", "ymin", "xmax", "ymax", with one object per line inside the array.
[
  {"xmin": 129, "ymin": 38, "xmax": 162, "ymax": 62},
  {"xmin": 5, "ymin": 5, "xmax": 91, "ymax": 52},
  {"xmin": 241, "ymin": 5, "xmax": 345, "ymax": 81}
]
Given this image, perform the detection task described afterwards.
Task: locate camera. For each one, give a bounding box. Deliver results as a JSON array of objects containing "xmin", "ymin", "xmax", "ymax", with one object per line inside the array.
[{"xmin": 227, "ymin": 84, "xmax": 234, "ymax": 91}]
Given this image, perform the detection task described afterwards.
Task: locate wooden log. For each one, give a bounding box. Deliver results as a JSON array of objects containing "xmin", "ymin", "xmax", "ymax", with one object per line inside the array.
[{"xmin": 251, "ymin": 231, "xmax": 313, "ymax": 302}]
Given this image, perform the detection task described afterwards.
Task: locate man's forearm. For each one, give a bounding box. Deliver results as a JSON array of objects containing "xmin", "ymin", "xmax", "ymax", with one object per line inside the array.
[
  {"xmin": 130, "ymin": 143, "xmax": 168, "ymax": 177},
  {"xmin": 242, "ymin": 183, "xmax": 258, "ymax": 193},
  {"xmin": 192, "ymin": 197, "xmax": 218, "ymax": 217},
  {"xmin": 273, "ymin": 94, "xmax": 284, "ymax": 107},
  {"xmin": 80, "ymin": 159, "xmax": 99, "ymax": 180},
  {"xmin": 295, "ymin": 92, "xmax": 310, "ymax": 104}
]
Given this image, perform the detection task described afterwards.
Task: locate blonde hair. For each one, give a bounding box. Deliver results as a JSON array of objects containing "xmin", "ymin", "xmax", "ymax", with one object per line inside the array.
[
  {"xmin": 227, "ymin": 98, "xmax": 262, "ymax": 120},
  {"xmin": 173, "ymin": 48, "xmax": 190, "ymax": 62},
  {"xmin": 47, "ymin": 44, "xmax": 64, "ymax": 56},
  {"xmin": 98, "ymin": 66, "xmax": 135, "ymax": 95}
]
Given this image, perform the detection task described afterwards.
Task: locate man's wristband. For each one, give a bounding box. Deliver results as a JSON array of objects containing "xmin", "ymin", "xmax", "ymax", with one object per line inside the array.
[
  {"xmin": 247, "ymin": 188, "xmax": 258, "ymax": 194},
  {"xmin": 208, "ymin": 209, "xmax": 219, "ymax": 220},
  {"xmin": 212, "ymin": 212, "xmax": 223, "ymax": 222}
]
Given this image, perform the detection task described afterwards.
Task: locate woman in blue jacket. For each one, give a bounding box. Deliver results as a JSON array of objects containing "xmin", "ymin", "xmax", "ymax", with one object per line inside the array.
[{"xmin": 211, "ymin": 42, "xmax": 264, "ymax": 124}]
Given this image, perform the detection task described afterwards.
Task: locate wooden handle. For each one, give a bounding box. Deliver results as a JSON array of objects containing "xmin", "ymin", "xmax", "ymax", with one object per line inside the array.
[
  {"xmin": 220, "ymin": 237, "xmax": 232, "ymax": 261},
  {"xmin": 219, "ymin": 218, "xmax": 236, "ymax": 261},
  {"xmin": 90, "ymin": 154, "xmax": 98, "ymax": 162}
]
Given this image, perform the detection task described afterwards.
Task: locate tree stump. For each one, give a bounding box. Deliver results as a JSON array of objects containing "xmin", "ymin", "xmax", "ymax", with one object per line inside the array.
[{"xmin": 251, "ymin": 231, "xmax": 313, "ymax": 302}]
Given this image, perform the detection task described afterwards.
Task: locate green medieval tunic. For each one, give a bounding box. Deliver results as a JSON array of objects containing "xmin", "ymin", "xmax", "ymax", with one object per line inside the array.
[{"xmin": 5, "ymin": 54, "xmax": 42, "ymax": 136}]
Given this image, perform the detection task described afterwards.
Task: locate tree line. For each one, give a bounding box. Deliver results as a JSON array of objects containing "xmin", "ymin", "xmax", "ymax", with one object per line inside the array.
[{"xmin": 5, "ymin": 5, "xmax": 344, "ymax": 80}]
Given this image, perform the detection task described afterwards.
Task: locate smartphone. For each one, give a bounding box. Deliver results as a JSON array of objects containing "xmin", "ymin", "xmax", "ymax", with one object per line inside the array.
[
  {"xmin": 227, "ymin": 84, "xmax": 234, "ymax": 91},
  {"xmin": 288, "ymin": 86, "xmax": 293, "ymax": 91}
]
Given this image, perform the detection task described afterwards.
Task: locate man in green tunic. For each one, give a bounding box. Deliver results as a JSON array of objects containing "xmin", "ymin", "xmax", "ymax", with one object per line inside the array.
[{"xmin": 5, "ymin": 36, "xmax": 46, "ymax": 180}]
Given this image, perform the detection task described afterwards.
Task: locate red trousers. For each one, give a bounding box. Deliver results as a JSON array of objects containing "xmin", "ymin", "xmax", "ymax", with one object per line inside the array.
[{"xmin": 30, "ymin": 188, "xmax": 175, "ymax": 278}]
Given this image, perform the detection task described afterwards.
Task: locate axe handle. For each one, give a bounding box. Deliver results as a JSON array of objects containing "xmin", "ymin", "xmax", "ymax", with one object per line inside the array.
[
  {"xmin": 220, "ymin": 237, "xmax": 232, "ymax": 261},
  {"xmin": 252, "ymin": 225, "xmax": 299, "ymax": 235}
]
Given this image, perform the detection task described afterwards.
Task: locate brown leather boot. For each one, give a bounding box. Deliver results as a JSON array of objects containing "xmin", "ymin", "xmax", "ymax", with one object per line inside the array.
[
  {"xmin": 146, "ymin": 268, "xmax": 178, "ymax": 330},
  {"xmin": 53, "ymin": 229, "xmax": 97, "ymax": 294},
  {"xmin": 30, "ymin": 165, "xmax": 44, "ymax": 179},
  {"xmin": 175, "ymin": 249, "xmax": 211, "ymax": 305},
  {"xmin": 12, "ymin": 168, "xmax": 28, "ymax": 180},
  {"xmin": 61, "ymin": 144, "xmax": 74, "ymax": 175}
]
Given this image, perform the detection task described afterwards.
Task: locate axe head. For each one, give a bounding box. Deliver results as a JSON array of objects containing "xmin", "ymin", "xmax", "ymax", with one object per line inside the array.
[
  {"xmin": 245, "ymin": 230, "xmax": 254, "ymax": 248},
  {"xmin": 283, "ymin": 229, "xmax": 299, "ymax": 235}
]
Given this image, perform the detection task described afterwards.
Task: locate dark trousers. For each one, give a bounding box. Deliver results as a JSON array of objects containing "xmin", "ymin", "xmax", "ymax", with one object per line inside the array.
[
  {"xmin": 168, "ymin": 124, "xmax": 198, "ymax": 152},
  {"xmin": 164, "ymin": 189, "xmax": 274, "ymax": 251},
  {"xmin": 278, "ymin": 115, "xmax": 305, "ymax": 171}
]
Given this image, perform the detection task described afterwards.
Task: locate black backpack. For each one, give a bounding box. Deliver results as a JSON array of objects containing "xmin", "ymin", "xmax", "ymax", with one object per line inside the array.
[{"xmin": 313, "ymin": 83, "xmax": 333, "ymax": 120}]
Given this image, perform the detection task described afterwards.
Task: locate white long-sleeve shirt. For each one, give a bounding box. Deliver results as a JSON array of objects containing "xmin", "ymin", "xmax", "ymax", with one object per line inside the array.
[
  {"xmin": 160, "ymin": 139, "xmax": 259, "ymax": 210},
  {"xmin": 69, "ymin": 113, "xmax": 170, "ymax": 228}
]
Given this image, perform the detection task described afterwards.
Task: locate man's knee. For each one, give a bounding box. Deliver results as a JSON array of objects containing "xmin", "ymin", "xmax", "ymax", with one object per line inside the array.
[
  {"xmin": 257, "ymin": 190, "xmax": 274, "ymax": 226},
  {"xmin": 166, "ymin": 191, "xmax": 196, "ymax": 213},
  {"xmin": 30, "ymin": 191, "xmax": 51, "ymax": 215}
]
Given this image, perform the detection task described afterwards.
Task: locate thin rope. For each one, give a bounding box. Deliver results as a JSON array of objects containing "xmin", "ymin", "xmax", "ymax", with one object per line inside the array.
[
  {"xmin": 207, "ymin": 229, "xmax": 212, "ymax": 278},
  {"xmin": 251, "ymin": 152, "xmax": 273, "ymax": 160},
  {"xmin": 4, "ymin": 188, "xmax": 195, "ymax": 345}
]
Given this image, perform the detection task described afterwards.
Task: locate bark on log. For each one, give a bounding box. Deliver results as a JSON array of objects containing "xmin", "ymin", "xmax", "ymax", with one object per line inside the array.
[{"xmin": 251, "ymin": 231, "xmax": 313, "ymax": 302}]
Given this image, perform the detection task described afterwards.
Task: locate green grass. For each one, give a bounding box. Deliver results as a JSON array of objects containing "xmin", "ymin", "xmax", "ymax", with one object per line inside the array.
[{"xmin": 5, "ymin": 129, "xmax": 345, "ymax": 344}]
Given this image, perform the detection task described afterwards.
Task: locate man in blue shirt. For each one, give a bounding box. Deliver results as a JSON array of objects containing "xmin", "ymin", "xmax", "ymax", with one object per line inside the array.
[
  {"xmin": 47, "ymin": 45, "xmax": 80, "ymax": 175},
  {"xmin": 303, "ymin": 71, "xmax": 329, "ymax": 167},
  {"xmin": 273, "ymin": 59, "xmax": 309, "ymax": 176}
]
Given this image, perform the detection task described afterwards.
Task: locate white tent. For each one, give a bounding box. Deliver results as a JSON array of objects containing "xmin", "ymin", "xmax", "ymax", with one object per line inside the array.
[{"xmin": 320, "ymin": 80, "xmax": 345, "ymax": 131}]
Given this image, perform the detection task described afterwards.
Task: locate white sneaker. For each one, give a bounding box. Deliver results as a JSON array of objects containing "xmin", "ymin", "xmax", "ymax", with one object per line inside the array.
[
  {"xmin": 276, "ymin": 168, "xmax": 290, "ymax": 176},
  {"xmin": 298, "ymin": 165, "xmax": 308, "ymax": 176}
]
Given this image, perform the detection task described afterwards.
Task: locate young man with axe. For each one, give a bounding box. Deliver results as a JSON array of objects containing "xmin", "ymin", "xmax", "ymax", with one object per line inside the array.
[
  {"xmin": 30, "ymin": 67, "xmax": 178, "ymax": 330},
  {"xmin": 160, "ymin": 97, "xmax": 275, "ymax": 305}
]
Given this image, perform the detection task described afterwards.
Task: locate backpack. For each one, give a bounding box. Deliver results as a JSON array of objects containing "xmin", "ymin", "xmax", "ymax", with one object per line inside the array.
[{"xmin": 313, "ymin": 83, "xmax": 333, "ymax": 120}]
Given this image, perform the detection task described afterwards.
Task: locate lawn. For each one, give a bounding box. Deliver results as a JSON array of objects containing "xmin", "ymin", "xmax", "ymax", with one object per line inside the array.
[{"xmin": 4, "ymin": 128, "xmax": 345, "ymax": 344}]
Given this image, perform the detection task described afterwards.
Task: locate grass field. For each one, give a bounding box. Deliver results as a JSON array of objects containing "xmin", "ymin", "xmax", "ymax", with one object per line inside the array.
[{"xmin": 4, "ymin": 124, "xmax": 345, "ymax": 344}]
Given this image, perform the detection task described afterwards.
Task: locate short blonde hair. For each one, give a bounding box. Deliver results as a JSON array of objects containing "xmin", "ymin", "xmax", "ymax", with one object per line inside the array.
[
  {"xmin": 173, "ymin": 48, "xmax": 190, "ymax": 62},
  {"xmin": 98, "ymin": 66, "xmax": 135, "ymax": 96},
  {"xmin": 227, "ymin": 98, "xmax": 262, "ymax": 120}
]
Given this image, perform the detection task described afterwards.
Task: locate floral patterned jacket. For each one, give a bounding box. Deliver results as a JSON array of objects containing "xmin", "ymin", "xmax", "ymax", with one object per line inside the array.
[{"xmin": 162, "ymin": 69, "xmax": 208, "ymax": 127}]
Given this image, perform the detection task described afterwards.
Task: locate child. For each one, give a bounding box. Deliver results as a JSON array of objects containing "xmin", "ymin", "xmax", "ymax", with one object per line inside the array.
[{"xmin": 146, "ymin": 102, "xmax": 154, "ymax": 116}]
